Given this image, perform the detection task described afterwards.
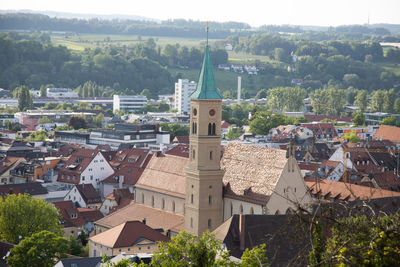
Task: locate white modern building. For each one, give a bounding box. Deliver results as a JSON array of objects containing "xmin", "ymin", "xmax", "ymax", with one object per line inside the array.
[
  {"xmin": 47, "ymin": 88, "xmax": 79, "ymax": 98},
  {"xmin": 174, "ymin": 79, "xmax": 196, "ymax": 114},
  {"xmin": 113, "ymin": 95, "xmax": 148, "ymax": 113}
]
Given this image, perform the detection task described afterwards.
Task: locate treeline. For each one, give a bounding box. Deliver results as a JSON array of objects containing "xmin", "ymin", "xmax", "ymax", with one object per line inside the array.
[
  {"xmin": 228, "ymin": 34, "xmax": 400, "ymax": 91},
  {"xmin": 0, "ymin": 33, "xmax": 228, "ymax": 97},
  {"xmin": 1, "ymin": 13, "xmax": 397, "ymax": 41},
  {"xmin": 0, "ymin": 13, "xmax": 252, "ymax": 39}
]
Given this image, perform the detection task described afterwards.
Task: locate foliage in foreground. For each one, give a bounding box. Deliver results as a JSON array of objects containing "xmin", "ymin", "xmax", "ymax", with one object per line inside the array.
[
  {"xmin": 0, "ymin": 194, "xmax": 63, "ymax": 244},
  {"xmin": 7, "ymin": 230, "xmax": 68, "ymax": 267},
  {"xmin": 103, "ymin": 231, "xmax": 268, "ymax": 267},
  {"xmin": 309, "ymin": 214, "xmax": 400, "ymax": 266}
]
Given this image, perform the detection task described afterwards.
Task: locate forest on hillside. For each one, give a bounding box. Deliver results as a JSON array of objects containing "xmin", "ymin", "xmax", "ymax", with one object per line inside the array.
[{"xmin": 0, "ymin": 13, "xmax": 400, "ymax": 100}]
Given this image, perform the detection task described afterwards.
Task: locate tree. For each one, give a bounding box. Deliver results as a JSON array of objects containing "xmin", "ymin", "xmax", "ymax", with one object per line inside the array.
[
  {"xmin": 0, "ymin": 194, "xmax": 62, "ymax": 244},
  {"xmin": 352, "ymin": 112, "xmax": 365, "ymax": 126},
  {"xmin": 310, "ymin": 214, "xmax": 400, "ymax": 266},
  {"xmin": 371, "ymin": 90, "xmax": 385, "ymax": 112},
  {"xmin": 255, "ymin": 89, "xmax": 268, "ymax": 100},
  {"xmin": 226, "ymin": 127, "xmax": 241, "ymax": 140},
  {"xmin": 26, "ymin": 130, "xmax": 49, "ymax": 141},
  {"xmin": 310, "ymin": 88, "xmax": 346, "ymax": 116},
  {"xmin": 92, "ymin": 113, "xmax": 104, "ymax": 128},
  {"xmin": 342, "ymin": 132, "xmax": 361, "ymax": 143},
  {"xmin": 395, "ymin": 98, "xmax": 400, "ymax": 114},
  {"xmin": 160, "ymin": 122, "xmax": 189, "ymax": 141},
  {"xmin": 17, "ymin": 85, "xmax": 33, "ymax": 111},
  {"xmin": 68, "ymin": 234, "xmax": 83, "ymax": 256},
  {"xmin": 38, "ymin": 116, "xmax": 51, "ymax": 124},
  {"xmin": 140, "ymin": 89, "xmax": 151, "ymax": 99},
  {"xmin": 354, "ymin": 90, "xmax": 368, "ymax": 112},
  {"xmin": 148, "ymin": 231, "xmax": 267, "ymax": 267},
  {"xmin": 380, "ymin": 116, "xmax": 398, "ymax": 126},
  {"xmin": 68, "ymin": 116, "xmax": 88, "ymax": 130},
  {"xmin": 249, "ymin": 110, "xmax": 287, "ymax": 135},
  {"xmin": 157, "ymin": 102, "xmax": 170, "ymax": 112},
  {"xmin": 39, "ymin": 85, "xmax": 47, "ymax": 97},
  {"xmin": 383, "ymin": 89, "xmax": 396, "ymax": 113},
  {"xmin": 7, "ymin": 230, "xmax": 68, "ymax": 267},
  {"xmin": 267, "ymin": 87, "xmax": 306, "ymax": 112}
]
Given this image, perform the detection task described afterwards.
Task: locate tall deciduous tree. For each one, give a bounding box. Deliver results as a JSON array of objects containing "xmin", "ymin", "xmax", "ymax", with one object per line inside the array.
[
  {"xmin": 249, "ymin": 110, "xmax": 288, "ymax": 135},
  {"xmin": 7, "ymin": 230, "xmax": 68, "ymax": 267},
  {"xmin": 371, "ymin": 90, "xmax": 385, "ymax": 112},
  {"xmin": 383, "ymin": 89, "xmax": 396, "ymax": 113},
  {"xmin": 0, "ymin": 194, "xmax": 62, "ymax": 244},
  {"xmin": 354, "ymin": 90, "xmax": 369, "ymax": 112},
  {"xmin": 267, "ymin": 87, "xmax": 306, "ymax": 112},
  {"xmin": 17, "ymin": 85, "xmax": 33, "ymax": 111}
]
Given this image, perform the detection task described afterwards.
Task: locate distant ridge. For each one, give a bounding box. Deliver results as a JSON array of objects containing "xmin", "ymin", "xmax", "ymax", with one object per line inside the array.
[{"xmin": 0, "ymin": 9, "xmax": 160, "ymax": 22}]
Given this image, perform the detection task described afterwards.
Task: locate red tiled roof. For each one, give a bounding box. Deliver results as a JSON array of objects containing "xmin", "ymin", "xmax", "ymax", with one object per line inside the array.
[
  {"xmin": 221, "ymin": 121, "xmax": 232, "ymax": 128},
  {"xmin": 373, "ymin": 125, "xmax": 400, "ymax": 143},
  {"xmin": 305, "ymin": 178, "xmax": 400, "ymax": 201},
  {"xmin": 301, "ymin": 122, "xmax": 338, "ymax": 137},
  {"xmin": 0, "ymin": 156, "xmax": 23, "ymax": 175},
  {"xmin": 304, "ymin": 115, "xmax": 353, "ymax": 123},
  {"xmin": 101, "ymin": 148, "xmax": 152, "ymax": 186},
  {"xmin": 90, "ymin": 220, "xmax": 169, "ymax": 248},
  {"xmin": 165, "ymin": 144, "xmax": 189, "ymax": 158},
  {"xmin": 74, "ymin": 184, "xmax": 102, "ymax": 204},
  {"xmin": 54, "ymin": 200, "xmax": 103, "ymax": 228},
  {"xmin": 172, "ymin": 136, "xmax": 189, "ymax": 144}
]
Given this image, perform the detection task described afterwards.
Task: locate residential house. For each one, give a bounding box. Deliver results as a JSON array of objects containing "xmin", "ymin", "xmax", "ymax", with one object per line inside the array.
[
  {"xmin": 0, "ymin": 156, "xmax": 24, "ymax": 184},
  {"xmin": 305, "ymin": 178, "xmax": 400, "ymax": 202},
  {"xmin": 64, "ymin": 184, "xmax": 102, "ymax": 209},
  {"xmin": 100, "ymin": 188, "xmax": 133, "ymax": 215},
  {"xmin": 93, "ymin": 203, "xmax": 185, "ymax": 237},
  {"xmin": 301, "ymin": 122, "xmax": 337, "ymax": 140},
  {"xmin": 101, "ymin": 148, "xmax": 152, "ymax": 197},
  {"xmin": 57, "ymin": 148, "xmax": 114, "ymax": 190},
  {"xmin": 0, "ymin": 182, "xmax": 48, "ymax": 199},
  {"xmin": 373, "ymin": 125, "xmax": 400, "ymax": 145},
  {"xmin": 54, "ymin": 200, "xmax": 103, "ymax": 238},
  {"xmin": 54, "ymin": 257, "xmax": 103, "ymax": 267},
  {"xmin": 89, "ymin": 220, "xmax": 169, "ymax": 257}
]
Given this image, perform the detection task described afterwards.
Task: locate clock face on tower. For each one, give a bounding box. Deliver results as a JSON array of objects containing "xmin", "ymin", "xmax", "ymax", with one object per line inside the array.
[{"xmin": 209, "ymin": 109, "xmax": 215, "ymax": 117}]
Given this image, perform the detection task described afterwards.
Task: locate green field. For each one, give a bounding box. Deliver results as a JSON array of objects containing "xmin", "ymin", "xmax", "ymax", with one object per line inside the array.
[{"xmin": 51, "ymin": 33, "xmax": 211, "ymax": 51}]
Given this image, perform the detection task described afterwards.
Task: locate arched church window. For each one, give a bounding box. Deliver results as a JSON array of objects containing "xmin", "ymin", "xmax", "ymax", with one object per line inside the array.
[
  {"xmin": 208, "ymin": 219, "xmax": 212, "ymax": 229},
  {"xmin": 209, "ymin": 151, "xmax": 213, "ymax": 160},
  {"xmin": 208, "ymin": 123, "xmax": 212, "ymax": 135},
  {"xmin": 190, "ymin": 194, "xmax": 193, "ymax": 204},
  {"xmin": 208, "ymin": 195, "xmax": 212, "ymax": 205},
  {"xmin": 172, "ymin": 201, "xmax": 176, "ymax": 213},
  {"xmin": 212, "ymin": 123, "xmax": 216, "ymax": 135}
]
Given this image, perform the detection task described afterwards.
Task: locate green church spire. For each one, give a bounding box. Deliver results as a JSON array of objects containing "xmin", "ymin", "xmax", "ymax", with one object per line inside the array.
[{"xmin": 190, "ymin": 27, "xmax": 222, "ymax": 100}]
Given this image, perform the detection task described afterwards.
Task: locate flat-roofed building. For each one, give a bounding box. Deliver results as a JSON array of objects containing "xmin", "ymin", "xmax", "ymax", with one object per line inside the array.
[
  {"xmin": 113, "ymin": 95, "xmax": 147, "ymax": 113},
  {"xmin": 174, "ymin": 79, "xmax": 196, "ymax": 114}
]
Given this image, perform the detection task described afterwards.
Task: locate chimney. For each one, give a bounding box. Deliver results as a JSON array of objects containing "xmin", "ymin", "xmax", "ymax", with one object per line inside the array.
[
  {"xmin": 239, "ymin": 214, "xmax": 245, "ymax": 251},
  {"xmin": 142, "ymin": 218, "xmax": 146, "ymax": 225},
  {"xmin": 119, "ymin": 175, "xmax": 124, "ymax": 189},
  {"xmin": 237, "ymin": 76, "xmax": 241, "ymax": 104}
]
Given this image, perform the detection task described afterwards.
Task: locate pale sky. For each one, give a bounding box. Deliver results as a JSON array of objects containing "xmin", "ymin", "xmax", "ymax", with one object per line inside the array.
[{"xmin": 1, "ymin": 0, "xmax": 400, "ymax": 27}]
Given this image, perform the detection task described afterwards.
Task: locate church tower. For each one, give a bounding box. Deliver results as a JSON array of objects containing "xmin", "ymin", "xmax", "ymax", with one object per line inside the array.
[{"xmin": 184, "ymin": 35, "xmax": 224, "ymax": 236}]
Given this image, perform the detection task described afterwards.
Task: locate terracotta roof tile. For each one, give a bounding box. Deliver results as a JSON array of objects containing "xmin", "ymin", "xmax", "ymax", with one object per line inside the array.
[
  {"xmin": 221, "ymin": 142, "xmax": 287, "ymax": 198},
  {"xmin": 95, "ymin": 203, "xmax": 184, "ymax": 233},
  {"xmin": 305, "ymin": 178, "xmax": 400, "ymax": 201},
  {"xmin": 90, "ymin": 221, "xmax": 169, "ymax": 248},
  {"xmin": 135, "ymin": 154, "xmax": 188, "ymax": 198},
  {"xmin": 373, "ymin": 125, "xmax": 400, "ymax": 143}
]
